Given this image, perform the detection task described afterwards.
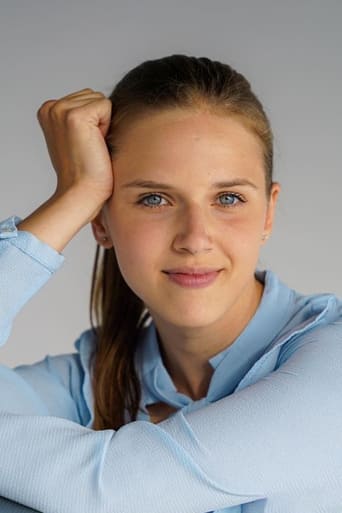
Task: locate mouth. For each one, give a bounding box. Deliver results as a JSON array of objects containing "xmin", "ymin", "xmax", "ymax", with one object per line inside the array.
[
  {"xmin": 163, "ymin": 267, "xmax": 222, "ymax": 274},
  {"xmin": 162, "ymin": 268, "xmax": 222, "ymax": 288}
]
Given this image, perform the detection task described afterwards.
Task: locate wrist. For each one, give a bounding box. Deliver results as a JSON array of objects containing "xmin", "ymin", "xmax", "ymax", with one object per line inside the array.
[
  {"xmin": 17, "ymin": 188, "xmax": 107, "ymax": 253},
  {"xmin": 53, "ymin": 182, "xmax": 111, "ymax": 211}
]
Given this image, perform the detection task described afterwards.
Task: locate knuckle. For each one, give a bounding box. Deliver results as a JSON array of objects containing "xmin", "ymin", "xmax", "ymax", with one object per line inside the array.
[
  {"xmin": 49, "ymin": 102, "xmax": 66, "ymax": 121},
  {"xmin": 39, "ymin": 99, "xmax": 56, "ymax": 109},
  {"xmin": 51, "ymin": 99, "xmax": 80, "ymax": 121},
  {"xmin": 37, "ymin": 99, "xmax": 55, "ymax": 118},
  {"xmin": 64, "ymin": 107, "xmax": 82, "ymax": 124}
]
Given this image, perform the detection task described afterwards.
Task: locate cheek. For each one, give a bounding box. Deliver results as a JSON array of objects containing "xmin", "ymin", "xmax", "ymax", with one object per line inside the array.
[
  {"xmin": 110, "ymin": 217, "xmax": 164, "ymax": 279},
  {"xmin": 220, "ymin": 214, "xmax": 264, "ymax": 257}
]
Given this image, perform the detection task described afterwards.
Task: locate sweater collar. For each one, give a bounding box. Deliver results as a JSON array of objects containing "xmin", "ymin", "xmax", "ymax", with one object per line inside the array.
[
  {"xmin": 75, "ymin": 269, "xmax": 341, "ymax": 423},
  {"xmin": 135, "ymin": 269, "xmax": 296, "ymax": 409}
]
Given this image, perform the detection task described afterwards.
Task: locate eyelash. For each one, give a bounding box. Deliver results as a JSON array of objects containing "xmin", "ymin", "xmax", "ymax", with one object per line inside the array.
[{"xmin": 136, "ymin": 192, "xmax": 246, "ymax": 209}]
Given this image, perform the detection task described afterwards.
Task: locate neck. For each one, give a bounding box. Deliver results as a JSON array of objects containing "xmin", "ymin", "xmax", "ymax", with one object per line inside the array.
[{"xmin": 151, "ymin": 277, "xmax": 264, "ymax": 401}]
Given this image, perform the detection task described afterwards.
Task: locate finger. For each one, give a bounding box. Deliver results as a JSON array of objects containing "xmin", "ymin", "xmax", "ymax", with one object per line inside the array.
[
  {"xmin": 38, "ymin": 92, "xmax": 104, "ymax": 114},
  {"xmin": 63, "ymin": 98, "xmax": 112, "ymax": 135},
  {"xmin": 39, "ymin": 96, "xmax": 107, "ymax": 121},
  {"xmin": 57, "ymin": 96, "xmax": 107, "ymax": 110},
  {"xmin": 59, "ymin": 89, "xmax": 105, "ymax": 101},
  {"xmin": 56, "ymin": 97, "xmax": 110, "ymax": 116}
]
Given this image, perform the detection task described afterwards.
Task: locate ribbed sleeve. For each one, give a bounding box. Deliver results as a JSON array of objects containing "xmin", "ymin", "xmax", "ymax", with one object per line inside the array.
[
  {"xmin": 0, "ymin": 323, "xmax": 342, "ymax": 512},
  {"xmin": 0, "ymin": 215, "xmax": 64, "ymax": 346}
]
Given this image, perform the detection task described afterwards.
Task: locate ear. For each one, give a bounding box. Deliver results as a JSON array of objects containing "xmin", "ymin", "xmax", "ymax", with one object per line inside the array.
[
  {"xmin": 90, "ymin": 210, "xmax": 113, "ymax": 249},
  {"xmin": 261, "ymin": 182, "xmax": 281, "ymax": 244}
]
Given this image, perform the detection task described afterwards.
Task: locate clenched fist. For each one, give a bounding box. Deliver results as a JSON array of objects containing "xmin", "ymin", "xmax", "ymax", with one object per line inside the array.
[{"xmin": 37, "ymin": 88, "xmax": 114, "ymax": 203}]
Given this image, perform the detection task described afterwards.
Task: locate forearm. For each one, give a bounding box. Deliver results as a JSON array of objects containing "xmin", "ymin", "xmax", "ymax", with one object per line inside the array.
[
  {"xmin": 17, "ymin": 186, "xmax": 103, "ymax": 253},
  {"xmin": 0, "ymin": 185, "xmax": 100, "ymax": 347},
  {"xmin": 1, "ymin": 327, "xmax": 341, "ymax": 513},
  {"xmin": 0, "ymin": 412, "xmax": 252, "ymax": 513}
]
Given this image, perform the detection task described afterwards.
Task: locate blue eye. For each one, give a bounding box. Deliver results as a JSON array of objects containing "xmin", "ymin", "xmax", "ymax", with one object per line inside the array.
[
  {"xmin": 218, "ymin": 193, "xmax": 244, "ymax": 206},
  {"xmin": 137, "ymin": 192, "xmax": 245, "ymax": 209},
  {"xmin": 139, "ymin": 194, "xmax": 167, "ymax": 208}
]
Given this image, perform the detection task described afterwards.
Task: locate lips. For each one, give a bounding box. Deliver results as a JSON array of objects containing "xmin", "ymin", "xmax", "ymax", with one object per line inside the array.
[
  {"xmin": 163, "ymin": 267, "xmax": 221, "ymax": 275},
  {"xmin": 162, "ymin": 268, "xmax": 222, "ymax": 288}
]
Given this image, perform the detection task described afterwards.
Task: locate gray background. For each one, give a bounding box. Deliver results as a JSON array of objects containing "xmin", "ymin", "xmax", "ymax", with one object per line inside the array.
[{"xmin": 1, "ymin": 0, "xmax": 341, "ymax": 367}]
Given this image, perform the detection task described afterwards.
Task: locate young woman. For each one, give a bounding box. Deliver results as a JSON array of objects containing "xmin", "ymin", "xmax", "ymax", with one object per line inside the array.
[{"xmin": 0, "ymin": 54, "xmax": 341, "ymax": 513}]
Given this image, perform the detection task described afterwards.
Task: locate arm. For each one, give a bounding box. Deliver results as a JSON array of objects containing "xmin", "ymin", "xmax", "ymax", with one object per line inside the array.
[
  {"xmin": 1, "ymin": 88, "xmax": 115, "ymax": 341},
  {"xmin": 1, "ymin": 326, "xmax": 341, "ymax": 513},
  {"xmin": 0, "ymin": 216, "xmax": 92, "ymax": 425}
]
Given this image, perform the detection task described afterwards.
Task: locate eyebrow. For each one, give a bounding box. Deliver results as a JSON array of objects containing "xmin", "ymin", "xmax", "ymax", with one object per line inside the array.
[{"xmin": 121, "ymin": 178, "xmax": 258, "ymax": 190}]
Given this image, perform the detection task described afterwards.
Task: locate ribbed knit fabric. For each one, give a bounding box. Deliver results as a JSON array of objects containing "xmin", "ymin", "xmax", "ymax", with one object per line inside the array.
[{"xmin": 0, "ymin": 215, "xmax": 342, "ymax": 513}]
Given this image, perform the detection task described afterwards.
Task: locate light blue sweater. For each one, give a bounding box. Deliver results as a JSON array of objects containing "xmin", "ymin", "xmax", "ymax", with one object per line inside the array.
[{"xmin": 0, "ymin": 214, "xmax": 342, "ymax": 513}]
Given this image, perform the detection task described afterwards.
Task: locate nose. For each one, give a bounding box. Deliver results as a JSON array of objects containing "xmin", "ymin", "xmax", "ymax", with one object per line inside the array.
[{"xmin": 172, "ymin": 204, "xmax": 213, "ymax": 255}]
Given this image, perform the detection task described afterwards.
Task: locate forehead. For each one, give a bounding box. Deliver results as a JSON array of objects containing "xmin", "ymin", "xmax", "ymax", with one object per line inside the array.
[{"xmin": 112, "ymin": 109, "xmax": 265, "ymax": 183}]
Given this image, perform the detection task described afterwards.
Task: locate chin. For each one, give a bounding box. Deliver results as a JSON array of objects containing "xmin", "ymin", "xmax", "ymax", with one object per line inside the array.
[{"xmin": 156, "ymin": 308, "xmax": 221, "ymax": 330}]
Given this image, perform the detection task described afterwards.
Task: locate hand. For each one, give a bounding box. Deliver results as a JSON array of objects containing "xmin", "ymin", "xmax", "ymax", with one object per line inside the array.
[{"xmin": 37, "ymin": 88, "xmax": 114, "ymax": 206}]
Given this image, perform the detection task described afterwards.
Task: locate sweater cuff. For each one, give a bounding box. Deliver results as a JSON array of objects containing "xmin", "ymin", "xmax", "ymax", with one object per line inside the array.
[{"xmin": 0, "ymin": 215, "xmax": 65, "ymax": 273}]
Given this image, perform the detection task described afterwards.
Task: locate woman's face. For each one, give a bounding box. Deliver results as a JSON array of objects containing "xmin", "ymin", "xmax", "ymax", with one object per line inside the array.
[{"xmin": 93, "ymin": 108, "xmax": 280, "ymax": 329}]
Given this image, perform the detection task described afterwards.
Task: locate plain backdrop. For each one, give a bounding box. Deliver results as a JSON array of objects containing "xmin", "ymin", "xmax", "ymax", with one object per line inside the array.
[{"xmin": 0, "ymin": 0, "xmax": 341, "ymax": 367}]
